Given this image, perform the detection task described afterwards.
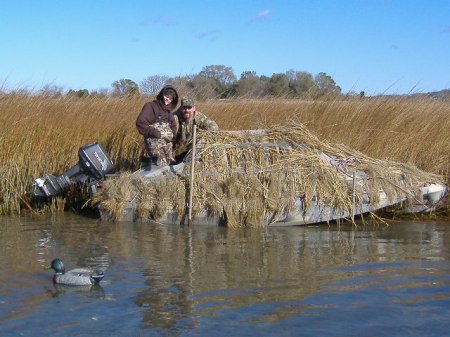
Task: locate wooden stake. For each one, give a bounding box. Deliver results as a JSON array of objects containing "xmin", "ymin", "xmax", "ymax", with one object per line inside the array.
[
  {"xmin": 352, "ymin": 171, "xmax": 356, "ymax": 223},
  {"xmin": 188, "ymin": 124, "xmax": 197, "ymax": 226}
]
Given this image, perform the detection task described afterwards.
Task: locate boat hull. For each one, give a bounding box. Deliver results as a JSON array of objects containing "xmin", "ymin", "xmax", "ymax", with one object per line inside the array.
[{"xmin": 99, "ymin": 176, "xmax": 447, "ymax": 227}]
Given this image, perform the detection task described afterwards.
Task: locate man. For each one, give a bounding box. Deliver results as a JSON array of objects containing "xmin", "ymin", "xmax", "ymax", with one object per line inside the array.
[
  {"xmin": 136, "ymin": 85, "xmax": 178, "ymax": 167},
  {"xmin": 173, "ymin": 96, "xmax": 219, "ymax": 162}
]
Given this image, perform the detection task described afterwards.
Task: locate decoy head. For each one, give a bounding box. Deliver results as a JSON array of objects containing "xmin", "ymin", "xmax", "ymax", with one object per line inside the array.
[{"xmin": 48, "ymin": 258, "xmax": 65, "ymax": 274}]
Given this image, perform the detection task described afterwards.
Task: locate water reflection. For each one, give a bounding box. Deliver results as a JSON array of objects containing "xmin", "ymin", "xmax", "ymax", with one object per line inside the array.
[
  {"xmin": 48, "ymin": 283, "xmax": 106, "ymax": 299},
  {"xmin": 0, "ymin": 214, "xmax": 449, "ymax": 336}
]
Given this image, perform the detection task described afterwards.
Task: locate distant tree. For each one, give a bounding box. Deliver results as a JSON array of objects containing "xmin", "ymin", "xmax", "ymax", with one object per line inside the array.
[
  {"xmin": 125, "ymin": 67, "xmax": 343, "ymax": 100},
  {"xmin": 199, "ymin": 65, "xmax": 236, "ymax": 84},
  {"xmin": 66, "ymin": 89, "xmax": 89, "ymax": 98},
  {"xmin": 259, "ymin": 75, "xmax": 270, "ymax": 86},
  {"xmin": 197, "ymin": 65, "xmax": 237, "ymax": 98},
  {"xmin": 66, "ymin": 89, "xmax": 76, "ymax": 97},
  {"xmin": 166, "ymin": 75, "xmax": 195, "ymax": 96},
  {"xmin": 313, "ymin": 72, "xmax": 341, "ymax": 98},
  {"xmin": 139, "ymin": 75, "xmax": 169, "ymax": 96},
  {"xmin": 267, "ymin": 73, "xmax": 290, "ymax": 97},
  {"xmin": 240, "ymin": 70, "xmax": 258, "ymax": 81},
  {"xmin": 38, "ymin": 84, "xmax": 64, "ymax": 98},
  {"xmin": 78, "ymin": 89, "xmax": 90, "ymax": 97},
  {"xmin": 111, "ymin": 79, "xmax": 139, "ymax": 96},
  {"xmin": 190, "ymin": 75, "xmax": 218, "ymax": 99},
  {"xmin": 286, "ymin": 70, "xmax": 316, "ymax": 98},
  {"xmin": 235, "ymin": 71, "xmax": 262, "ymax": 97},
  {"xmin": 256, "ymin": 75, "xmax": 270, "ymax": 96},
  {"xmin": 90, "ymin": 88, "xmax": 109, "ymax": 98},
  {"xmin": 285, "ymin": 69, "xmax": 297, "ymax": 82}
]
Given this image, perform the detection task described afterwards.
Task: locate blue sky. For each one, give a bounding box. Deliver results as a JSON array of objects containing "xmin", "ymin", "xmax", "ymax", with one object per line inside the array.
[{"xmin": 1, "ymin": 0, "xmax": 449, "ymax": 95}]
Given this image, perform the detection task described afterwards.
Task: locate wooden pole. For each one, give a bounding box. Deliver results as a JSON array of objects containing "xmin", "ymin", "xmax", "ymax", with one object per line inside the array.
[
  {"xmin": 351, "ymin": 171, "xmax": 356, "ymax": 223},
  {"xmin": 188, "ymin": 124, "xmax": 197, "ymax": 226}
]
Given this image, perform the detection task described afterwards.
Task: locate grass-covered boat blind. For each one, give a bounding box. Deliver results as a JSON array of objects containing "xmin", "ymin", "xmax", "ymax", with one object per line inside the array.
[{"xmin": 94, "ymin": 122, "xmax": 443, "ymax": 227}]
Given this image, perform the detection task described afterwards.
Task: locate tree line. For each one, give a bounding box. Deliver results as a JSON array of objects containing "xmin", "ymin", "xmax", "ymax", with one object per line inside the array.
[{"xmin": 34, "ymin": 65, "xmax": 356, "ymax": 99}]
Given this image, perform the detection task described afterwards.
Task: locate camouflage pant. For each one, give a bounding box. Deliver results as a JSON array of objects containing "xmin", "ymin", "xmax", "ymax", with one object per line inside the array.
[{"xmin": 144, "ymin": 122, "xmax": 173, "ymax": 166}]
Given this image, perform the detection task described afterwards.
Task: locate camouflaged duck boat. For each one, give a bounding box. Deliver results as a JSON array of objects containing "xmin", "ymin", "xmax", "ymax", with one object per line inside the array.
[{"xmin": 92, "ymin": 126, "xmax": 448, "ymax": 227}]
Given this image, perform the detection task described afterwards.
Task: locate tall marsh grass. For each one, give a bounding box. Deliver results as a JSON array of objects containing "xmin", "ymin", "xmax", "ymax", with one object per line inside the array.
[{"xmin": 0, "ymin": 93, "xmax": 449, "ymax": 215}]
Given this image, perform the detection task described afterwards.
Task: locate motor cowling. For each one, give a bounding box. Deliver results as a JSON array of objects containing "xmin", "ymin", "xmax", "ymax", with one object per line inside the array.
[{"xmin": 33, "ymin": 142, "xmax": 114, "ymax": 197}]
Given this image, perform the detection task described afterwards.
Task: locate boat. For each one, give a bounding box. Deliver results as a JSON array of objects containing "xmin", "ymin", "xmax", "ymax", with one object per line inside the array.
[{"xmin": 91, "ymin": 125, "xmax": 448, "ymax": 227}]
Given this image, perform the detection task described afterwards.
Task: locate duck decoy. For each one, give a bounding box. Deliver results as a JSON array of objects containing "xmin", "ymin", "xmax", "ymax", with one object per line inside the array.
[{"xmin": 47, "ymin": 258, "xmax": 104, "ymax": 286}]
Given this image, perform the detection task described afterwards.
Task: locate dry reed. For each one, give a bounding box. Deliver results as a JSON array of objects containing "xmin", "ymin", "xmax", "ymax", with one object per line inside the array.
[{"xmin": 0, "ymin": 93, "xmax": 448, "ymax": 217}]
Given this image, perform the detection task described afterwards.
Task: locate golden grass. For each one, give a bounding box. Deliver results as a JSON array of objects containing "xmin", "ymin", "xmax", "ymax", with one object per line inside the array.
[{"xmin": 0, "ymin": 93, "xmax": 448, "ymax": 216}]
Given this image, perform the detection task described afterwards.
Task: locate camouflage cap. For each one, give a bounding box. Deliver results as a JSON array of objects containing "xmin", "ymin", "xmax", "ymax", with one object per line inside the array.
[{"xmin": 181, "ymin": 96, "xmax": 195, "ymax": 107}]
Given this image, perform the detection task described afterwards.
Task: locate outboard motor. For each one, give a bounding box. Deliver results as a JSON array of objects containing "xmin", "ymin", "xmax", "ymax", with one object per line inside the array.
[{"xmin": 33, "ymin": 142, "xmax": 114, "ymax": 197}]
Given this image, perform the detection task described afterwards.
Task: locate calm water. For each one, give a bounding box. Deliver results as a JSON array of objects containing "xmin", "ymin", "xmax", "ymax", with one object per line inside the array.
[{"xmin": 0, "ymin": 213, "xmax": 449, "ymax": 337}]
